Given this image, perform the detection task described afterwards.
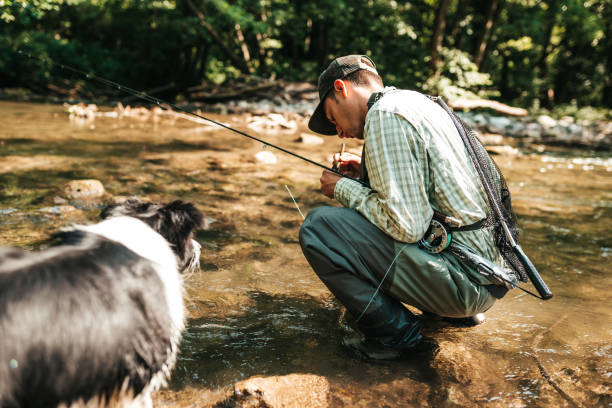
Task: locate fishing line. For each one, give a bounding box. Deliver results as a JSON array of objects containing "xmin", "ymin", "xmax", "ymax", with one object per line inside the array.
[
  {"xmin": 355, "ymin": 244, "xmax": 544, "ymax": 324},
  {"xmin": 16, "ymin": 50, "xmax": 369, "ymax": 187},
  {"xmin": 284, "ymin": 185, "xmax": 305, "ymax": 220},
  {"xmin": 355, "ymin": 243, "xmax": 409, "ymax": 322},
  {"xmin": 18, "ymin": 50, "xmax": 545, "ymax": 301}
]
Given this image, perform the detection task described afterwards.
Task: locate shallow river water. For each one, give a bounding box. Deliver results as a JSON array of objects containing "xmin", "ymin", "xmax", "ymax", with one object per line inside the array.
[{"xmin": 1, "ymin": 101, "xmax": 610, "ymax": 407}]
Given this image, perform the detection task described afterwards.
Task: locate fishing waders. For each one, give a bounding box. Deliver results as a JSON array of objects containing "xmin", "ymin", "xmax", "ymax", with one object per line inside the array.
[{"xmin": 299, "ymin": 206, "xmax": 496, "ymax": 360}]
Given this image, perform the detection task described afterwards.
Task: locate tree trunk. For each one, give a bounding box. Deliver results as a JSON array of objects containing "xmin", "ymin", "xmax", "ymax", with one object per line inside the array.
[
  {"xmin": 473, "ymin": 0, "xmax": 501, "ymax": 70},
  {"xmin": 304, "ymin": 18, "xmax": 312, "ymax": 53},
  {"xmin": 234, "ymin": 23, "xmax": 251, "ymax": 66},
  {"xmin": 254, "ymin": 2, "xmax": 269, "ymax": 71},
  {"xmin": 603, "ymin": 7, "xmax": 612, "ymax": 107},
  {"xmin": 182, "ymin": 0, "xmax": 251, "ymax": 75},
  {"xmin": 449, "ymin": 0, "xmax": 467, "ymax": 50},
  {"xmin": 537, "ymin": 0, "xmax": 559, "ymax": 109},
  {"xmin": 429, "ymin": 0, "xmax": 452, "ymax": 74}
]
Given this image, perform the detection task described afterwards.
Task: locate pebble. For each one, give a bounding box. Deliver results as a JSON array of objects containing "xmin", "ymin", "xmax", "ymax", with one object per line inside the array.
[
  {"xmin": 298, "ymin": 132, "xmax": 324, "ymax": 145},
  {"xmin": 63, "ymin": 179, "xmax": 105, "ymax": 200},
  {"xmin": 254, "ymin": 151, "xmax": 278, "ymax": 164}
]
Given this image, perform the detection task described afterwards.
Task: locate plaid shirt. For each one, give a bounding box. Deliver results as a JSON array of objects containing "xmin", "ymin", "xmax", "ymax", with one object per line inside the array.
[{"xmin": 334, "ymin": 89, "xmax": 504, "ymax": 266}]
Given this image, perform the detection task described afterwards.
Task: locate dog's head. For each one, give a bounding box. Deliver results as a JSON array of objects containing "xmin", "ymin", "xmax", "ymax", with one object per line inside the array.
[{"xmin": 100, "ymin": 198, "xmax": 204, "ymax": 273}]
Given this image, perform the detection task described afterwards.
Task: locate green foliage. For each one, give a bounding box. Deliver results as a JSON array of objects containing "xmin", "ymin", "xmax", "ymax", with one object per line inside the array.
[
  {"xmin": 0, "ymin": 0, "xmax": 610, "ymax": 109},
  {"xmin": 422, "ymin": 47, "xmax": 498, "ymax": 100}
]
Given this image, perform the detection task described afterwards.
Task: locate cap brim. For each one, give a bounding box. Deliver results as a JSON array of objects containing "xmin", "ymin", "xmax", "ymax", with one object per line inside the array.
[{"xmin": 308, "ymin": 99, "xmax": 337, "ymax": 135}]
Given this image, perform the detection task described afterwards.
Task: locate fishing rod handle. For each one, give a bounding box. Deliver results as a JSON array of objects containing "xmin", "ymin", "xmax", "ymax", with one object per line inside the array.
[{"xmin": 514, "ymin": 245, "xmax": 553, "ymax": 300}]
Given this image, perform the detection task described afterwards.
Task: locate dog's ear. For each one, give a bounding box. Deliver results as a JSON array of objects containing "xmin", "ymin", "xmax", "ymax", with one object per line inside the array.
[
  {"xmin": 100, "ymin": 197, "xmax": 144, "ymax": 220},
  {"xmin": 165, "ymin": 201, "xmax": 205, "ymax": 236}
]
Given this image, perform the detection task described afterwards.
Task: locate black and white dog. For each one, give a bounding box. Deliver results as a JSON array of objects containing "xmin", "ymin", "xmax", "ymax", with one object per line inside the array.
[{"xmin": 0, "ymin": 199, "xmax": 204, "ymax": 408}]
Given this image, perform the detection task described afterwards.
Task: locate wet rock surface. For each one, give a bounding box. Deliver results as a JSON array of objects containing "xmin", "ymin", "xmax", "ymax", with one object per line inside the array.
[
  {"xmin": 230, "ymin": 374, "xmax": 330, "ymax": 408},
  {"xmin": 431, "ymin": 341, "xmax": 479, "ymax": 385},
  {"xmin": 459, "ymin": 111, "xmax": 612, "ymax": 150}
]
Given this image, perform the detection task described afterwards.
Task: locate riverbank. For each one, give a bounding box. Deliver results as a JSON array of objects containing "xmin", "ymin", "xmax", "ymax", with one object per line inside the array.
[{"xmin": 2, "ymin": 86, "xmax": 611, "ymax": 150}]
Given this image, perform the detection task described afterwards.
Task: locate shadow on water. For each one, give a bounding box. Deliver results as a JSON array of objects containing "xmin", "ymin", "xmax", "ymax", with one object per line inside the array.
[{"xmin": 170, "ymin": 291, "xmax": 436, "ymax": 390}]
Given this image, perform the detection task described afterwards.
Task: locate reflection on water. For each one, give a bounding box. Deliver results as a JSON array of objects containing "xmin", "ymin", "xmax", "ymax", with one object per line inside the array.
[{"xmin": 1, "ymin": 101, "xmax": 611, "ymax": 406}]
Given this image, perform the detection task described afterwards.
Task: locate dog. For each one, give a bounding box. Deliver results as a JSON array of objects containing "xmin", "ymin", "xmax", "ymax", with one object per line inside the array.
[{"xmin": 0, "ymin": 199, "xmax": 204, "ymax": 408}]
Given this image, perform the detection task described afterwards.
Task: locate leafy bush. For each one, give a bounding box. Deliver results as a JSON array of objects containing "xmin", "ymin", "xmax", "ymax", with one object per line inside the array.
[{"xmin": 422, "ymin": 48, "xmax": 498, "ymax": 100}]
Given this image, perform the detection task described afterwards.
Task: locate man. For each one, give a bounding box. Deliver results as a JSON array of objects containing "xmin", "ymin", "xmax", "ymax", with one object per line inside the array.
[{"xmin": 299, "ymin": 55, "xmax": 509, "ymax": 360}]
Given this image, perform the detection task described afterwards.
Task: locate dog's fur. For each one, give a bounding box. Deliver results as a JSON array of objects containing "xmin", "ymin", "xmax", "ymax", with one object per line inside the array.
[{"xmin": 0, "ymin": 199, "xmax": 204, "ymax": 408}]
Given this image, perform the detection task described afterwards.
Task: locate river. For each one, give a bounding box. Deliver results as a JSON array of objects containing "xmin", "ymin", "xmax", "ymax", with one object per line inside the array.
[{"xmin": 0, "ymin": 100, "xmax": 610, "ymax": 407}]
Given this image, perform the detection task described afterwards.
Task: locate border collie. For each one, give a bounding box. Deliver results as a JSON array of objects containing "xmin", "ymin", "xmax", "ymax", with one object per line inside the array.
[{"xmin": 0, "ymin": 199, "xmax": 204, "ymax": 408}]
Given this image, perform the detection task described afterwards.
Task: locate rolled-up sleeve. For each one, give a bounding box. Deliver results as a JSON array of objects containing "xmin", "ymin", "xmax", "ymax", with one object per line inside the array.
[{"xmin": 334, "ymin": 109, "xmax": 433, "ymax": 242}]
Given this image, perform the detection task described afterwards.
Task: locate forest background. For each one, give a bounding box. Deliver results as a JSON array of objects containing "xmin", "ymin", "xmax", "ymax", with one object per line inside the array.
[{"xmin": 1, "ymin": 0, "xmax": 610, "ymax": 117}]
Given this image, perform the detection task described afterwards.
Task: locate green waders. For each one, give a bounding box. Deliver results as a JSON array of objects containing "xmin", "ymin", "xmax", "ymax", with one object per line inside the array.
[{"xmin": 299, "ymin": 206, "xmax": 496, "ymax": 347}]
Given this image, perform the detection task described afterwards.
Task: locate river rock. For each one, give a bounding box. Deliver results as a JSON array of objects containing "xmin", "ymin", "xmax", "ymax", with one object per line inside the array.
[
  {"xmin": 486, "ymin": 145, "xmax": 520, "ymax": 156},
  {"xmin": 523, "ymin": 122, "xmax": 543, "ymax": 139},
  {"xmin": 254, "ymin": 150, "xmax": 278, "ymax": 164},
  {"xmin": 471, "ymin": 113, "xmax": 488, "ymax": 127},
  {"xmin": 268, "ymin": 113, "xmax": 297, "ymax": 130},
  {"xmin": 38, "ymin": 205, "xmax": 81, "ymax": 216},
  {"xmin": 248, "ymin": 113, "xmax": 298, "ymax": 131},
  {"xmin": 65, "ymin": 103, "xmax": 97, "ymax": 120},
  {"xmin": 430, "ymin": 341, "xmax": 480, "ymax": 385},
  {"xmin": 298, "ymin": 133, "xmax": 324, "ymax": 145},
  {"xmin": 232, "ymin": 374, "xmax": 330, "ymax": 408},
  {"xmin": 478, "ymin": 134, "xmax": 504, "ymax": 145},
  {"xmin": 63, "ymin": 179, "xmax": 105, "ymax": 200},
  {"xmin": 542, "ymin": 124, "xmax": 566, "ymax": 139},
  {"xmin": 537, "ymin": 114, "xmax": 557, "ymax": 129},
  {"xmin": 505, "ymin": 120, "xmax": 527, "ymax": 138},
  {"xmin": 486, "ymin": 116, "xmax": 513, "ymax": 134}
]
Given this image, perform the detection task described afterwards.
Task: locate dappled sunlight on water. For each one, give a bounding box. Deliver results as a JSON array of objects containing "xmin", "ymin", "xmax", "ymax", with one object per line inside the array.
[{"xmin": 1, "ymin": 101, "xmax": 610, "ymax": 407}]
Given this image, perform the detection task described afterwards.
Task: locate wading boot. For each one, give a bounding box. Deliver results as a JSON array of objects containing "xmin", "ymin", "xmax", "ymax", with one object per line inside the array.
[
  {"xmin": 342, "ymin": 332, "xmax": 440, "ymax": 361},
  {"xmin": 421, "ymin": 312, "xmax": 486, "ymax": 327},
  {"xmin": 342, "ymin": 301, "xmax": 427, "ymax": 360}
]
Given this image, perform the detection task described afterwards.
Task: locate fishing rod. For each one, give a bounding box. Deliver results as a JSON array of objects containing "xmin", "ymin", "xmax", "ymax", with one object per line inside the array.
[
  {"xmin": 18, "ymin": 51, "xmax": 552, "ymax": 300},
  {"xmin": 16, "ymin": 50, "xmax": 370, "ymax": 188}
]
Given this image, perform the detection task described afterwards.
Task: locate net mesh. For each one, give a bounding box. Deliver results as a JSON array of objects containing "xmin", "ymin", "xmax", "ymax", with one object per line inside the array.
[{"xmin": 432, "ymin": 97, "xmax": 528, "ymax": 282}]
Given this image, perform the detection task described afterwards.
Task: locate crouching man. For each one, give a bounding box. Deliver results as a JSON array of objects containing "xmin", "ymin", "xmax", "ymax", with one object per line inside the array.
[{"xmin": 299, "ymin": 55, "xmax": 510, "ymax": 360}]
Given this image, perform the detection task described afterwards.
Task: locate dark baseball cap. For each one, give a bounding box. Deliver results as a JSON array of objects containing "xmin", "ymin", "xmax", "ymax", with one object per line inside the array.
[{"xmin": 308, "ymin": 55, "xmax": 378, "ymax": 135}]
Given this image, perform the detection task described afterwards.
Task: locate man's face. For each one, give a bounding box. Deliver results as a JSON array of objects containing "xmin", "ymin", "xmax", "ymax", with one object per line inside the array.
[{"xmin": 323, "ymin": 90, "xmax": 365, "ymax": 140}]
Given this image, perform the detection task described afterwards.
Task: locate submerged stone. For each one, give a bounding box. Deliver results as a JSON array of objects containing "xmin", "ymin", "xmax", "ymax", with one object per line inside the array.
[
  {"xmin": 232, "ymin": 374, "xmax": 330, "ymax": 408},
  {"xmin": 431, "ymin": 341, "xmax": 479, "ymax": 385}
]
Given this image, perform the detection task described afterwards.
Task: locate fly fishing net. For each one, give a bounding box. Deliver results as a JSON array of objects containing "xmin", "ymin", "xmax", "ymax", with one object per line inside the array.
[{"xmin": 432, "ymin": 97, "xmax": 528, "ymax": 282}]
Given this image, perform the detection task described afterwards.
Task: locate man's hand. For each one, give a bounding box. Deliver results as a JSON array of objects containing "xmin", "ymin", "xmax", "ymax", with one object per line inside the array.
[
  {"xmin": 332, "ymin": 152, "xmax": 361, "ymax": 178},
  {"xmin": 320, "ymin": 170, "xmax": 343, "ymax": 198}
]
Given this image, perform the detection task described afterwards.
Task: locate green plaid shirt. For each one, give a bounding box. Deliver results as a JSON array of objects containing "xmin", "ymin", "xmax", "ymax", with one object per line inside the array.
[{"xmin": 334, "ymin": 89, "xmax": 504, "ymax": 267}]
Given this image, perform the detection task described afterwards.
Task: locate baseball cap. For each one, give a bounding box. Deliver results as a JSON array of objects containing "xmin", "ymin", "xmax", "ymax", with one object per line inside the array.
[{"xmin": 308, "ymin": 55, "xmax": 378, "ymax": 135}]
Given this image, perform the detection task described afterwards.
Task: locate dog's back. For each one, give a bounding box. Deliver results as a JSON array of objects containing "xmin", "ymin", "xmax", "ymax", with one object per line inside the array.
[{"xmin": 0, "ymin": 230, "xmax": 180, "ymax": 408}]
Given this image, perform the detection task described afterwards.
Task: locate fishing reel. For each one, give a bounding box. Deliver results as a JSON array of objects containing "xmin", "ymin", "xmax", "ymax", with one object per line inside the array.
[{"xmin": 418, "ymin": 219, "xmax": 452, "ymax": 254}]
